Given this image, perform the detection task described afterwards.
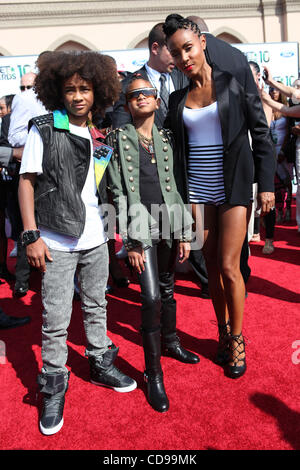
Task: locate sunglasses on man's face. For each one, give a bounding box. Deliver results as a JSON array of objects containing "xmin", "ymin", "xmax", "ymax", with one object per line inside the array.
[
  {"xmin": 126, "ymin": 87, "xmax": 158, "ymax": 102},
  {"xmin": 20, "ymin": 85, "xmax": 33, "ymax": 91}
]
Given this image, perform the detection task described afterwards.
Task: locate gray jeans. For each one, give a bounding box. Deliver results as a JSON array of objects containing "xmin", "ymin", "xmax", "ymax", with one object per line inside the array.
[{"xmin": 41, "ymin": 242, "xmax": 111, "ymax": 374}]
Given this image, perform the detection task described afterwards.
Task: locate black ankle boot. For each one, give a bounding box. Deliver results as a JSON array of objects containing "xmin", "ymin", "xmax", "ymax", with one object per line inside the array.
[
  {"xmin": 162, "ymin": 334, "xmax": 200, "ymax": 364},
  {"xmin": 0, "ymin": 307, "xmax": 30, "ymax": 329},
  {"xmin": 37, "ymin": 370, "xmax": 70, "ymax": 436},
  {"xmin": 161, "ymin": 300, "xmax": 199, "ymax": 364},
  {"xmin": 142, "ymin": 329, "xmax": 169, "ymax": 413}
]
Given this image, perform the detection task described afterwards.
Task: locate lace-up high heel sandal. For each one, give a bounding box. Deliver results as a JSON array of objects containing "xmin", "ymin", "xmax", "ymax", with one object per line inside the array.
[
  {"xmin": 227, "ymin": 332, "xmax": 246, "ymax": 379},
  {"xmin": 215, "ymin": 320, "xmax": 231, "ymax": 365}
]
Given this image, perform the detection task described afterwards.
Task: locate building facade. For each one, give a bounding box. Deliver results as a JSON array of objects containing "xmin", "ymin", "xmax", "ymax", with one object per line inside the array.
[{"xmin": 0, "ymin": 0, "xmax": 299, "ymax": 56}]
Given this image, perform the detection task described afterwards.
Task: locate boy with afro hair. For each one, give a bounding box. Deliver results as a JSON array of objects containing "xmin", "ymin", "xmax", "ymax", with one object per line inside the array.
[{"xmin": 18, "ymin": 51, "xmax": 136, "ymax": 436}]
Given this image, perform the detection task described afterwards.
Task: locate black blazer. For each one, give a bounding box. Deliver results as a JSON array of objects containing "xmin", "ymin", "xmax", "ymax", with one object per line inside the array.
[
  {"xmin": 165, "ymin": 63, "xmax": 276, "ymax": 206},
  {"xmin": 204, "ymin": 33, "xmax": 256, "ymax": 88},
  {"xmin": 112, "ymin": 64, "xmax": 188, "ymax": 129}
]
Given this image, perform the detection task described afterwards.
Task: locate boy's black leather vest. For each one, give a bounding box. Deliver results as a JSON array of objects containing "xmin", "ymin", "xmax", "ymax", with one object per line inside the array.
[{"xmin": 29, "ymin": 113, "xmax": 108, "ymax": 238}]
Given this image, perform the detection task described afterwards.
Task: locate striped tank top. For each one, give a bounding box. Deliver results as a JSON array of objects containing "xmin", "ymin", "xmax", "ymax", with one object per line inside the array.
[{"xmin": 183, "ymin": 101, "xmax": 225, "ymax": 205}]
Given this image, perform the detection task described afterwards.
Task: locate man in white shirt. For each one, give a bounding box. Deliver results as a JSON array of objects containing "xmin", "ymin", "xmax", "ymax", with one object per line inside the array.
[
  {"xmin": 0, "ymin": 149, "xmax": 30, "ymax": 329},
  {"xmin": 112, "ymin": 23, "xmax": 188, "ymax": 128},
  {"xmin": 8, "ymin": 72, "xmax": 47, "ymax": 297},
  {"xmin": 8, "ymin": 72, "xmax": 47, "ymax": 147}
]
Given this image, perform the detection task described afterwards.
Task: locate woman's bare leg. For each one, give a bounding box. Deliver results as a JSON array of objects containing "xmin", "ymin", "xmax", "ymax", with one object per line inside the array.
[
  {"xmin": 193, "ymin": 203, "xmax": 248, "ymax": 371},
  {"xmin": 217, "ymin": 204, "xmax": 248, "ymax": 335},
  {"xmin": 217, "ymin": 204, "xmax": 248, "ymax": 370},
  {"xmin": 193, "ymin": 204, "xmax": 228, "ymax": 325}
]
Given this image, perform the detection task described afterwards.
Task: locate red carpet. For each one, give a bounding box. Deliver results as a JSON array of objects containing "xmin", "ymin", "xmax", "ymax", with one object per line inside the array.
[{"xmin": 1, "ymin": 202, "xmax": 299, "ymax": 451}]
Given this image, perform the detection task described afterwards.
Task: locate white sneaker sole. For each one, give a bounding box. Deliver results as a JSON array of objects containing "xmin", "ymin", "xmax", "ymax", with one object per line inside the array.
[
  {"xmin": 40, "ymin": 418, "xmax": 64, "ymax": 436},
  {"xmin": 91, "ymin": 379, "xmax": 137, "ymax": 393}
]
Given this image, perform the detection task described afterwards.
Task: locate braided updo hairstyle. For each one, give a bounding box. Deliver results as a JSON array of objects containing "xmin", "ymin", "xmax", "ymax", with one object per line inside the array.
[{"xmin": 163, "ymin": 14, "xmax": 201, "ymax": 40}]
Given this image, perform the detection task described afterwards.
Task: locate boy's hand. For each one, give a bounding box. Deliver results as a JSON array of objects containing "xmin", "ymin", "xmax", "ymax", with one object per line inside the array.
[
  {"xmin": 26, "ymin": 238, "xmax": 53, "ymax": 273},
  {"xmin": 179, "ymin": 242, "xmax": 190, "ymax": 263},
  {"xmin": 12, "ymin": 147, "xmax": 24, "ymax": 162},
  {"xmin": 128, "ymin": 246, "xmax": 146, "ymax": 274}
]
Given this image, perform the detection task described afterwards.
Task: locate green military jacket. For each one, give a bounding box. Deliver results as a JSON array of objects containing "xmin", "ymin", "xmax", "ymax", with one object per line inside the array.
[{"xmin": 106, "ymin": 123, "xmax": 193, "ymax": 249}]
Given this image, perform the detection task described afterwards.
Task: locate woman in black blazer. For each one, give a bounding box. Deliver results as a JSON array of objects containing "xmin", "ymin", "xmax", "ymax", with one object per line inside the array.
[{"xmin": 163, "ymin": 14, "xmax": 276, "ymax": 379}]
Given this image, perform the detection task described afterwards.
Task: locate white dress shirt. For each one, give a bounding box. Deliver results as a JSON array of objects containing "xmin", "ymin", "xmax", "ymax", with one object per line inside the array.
[
  {"xmin": 8, "ymin": 88, "xmax": 47, "ymax": 147},
  {"xmin": 144, "ymin": 63, "xmax": 175, "ymax": 97}
]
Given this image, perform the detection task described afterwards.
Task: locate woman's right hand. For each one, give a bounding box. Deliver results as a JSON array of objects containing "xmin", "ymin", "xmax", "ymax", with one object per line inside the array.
[
  {"xmin": 26, "ymin": 238, "xmax": 53, "ymax": 273},
  {"xmin": 128, "ymin": 246, "xmax": 146, "ymax": 274},
  {"xmin": 257, "ymin": 191, "xmax": 275, "ymax": 215}
]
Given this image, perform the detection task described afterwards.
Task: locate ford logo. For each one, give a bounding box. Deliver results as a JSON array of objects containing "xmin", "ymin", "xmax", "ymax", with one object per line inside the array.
[{"xmin": 280, "ymin": 51, "xmax": 295, "ymax": 58}]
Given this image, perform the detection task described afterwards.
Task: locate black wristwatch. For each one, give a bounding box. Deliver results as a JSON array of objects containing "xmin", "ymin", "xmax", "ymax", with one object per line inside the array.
[{"xmin": 21, "ymin": 230, "xmax": 40, "ymax": 246}]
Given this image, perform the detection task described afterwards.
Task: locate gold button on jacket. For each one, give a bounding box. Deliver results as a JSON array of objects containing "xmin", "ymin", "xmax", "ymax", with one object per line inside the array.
[{"xmin": 106, "ymin": 124, "xmax": 193, "ymax": 248}]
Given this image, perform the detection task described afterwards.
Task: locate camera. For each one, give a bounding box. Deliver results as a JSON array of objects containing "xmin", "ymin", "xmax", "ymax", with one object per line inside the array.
[{"xmin": 263, "ymin": 69, "xmax": 268, "ymax": 81}]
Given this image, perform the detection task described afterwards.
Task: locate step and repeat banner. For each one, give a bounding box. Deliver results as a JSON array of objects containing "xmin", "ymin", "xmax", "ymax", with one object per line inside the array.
[
  {"xmin": 0, "ymin": 42, "xmax": 299, "ymax": 97},
  {"xmin": 234, "ymin": 41, "xmax": 299, "ymax": 87},
  {"xmin": 0, "ymin": 49, "xmax": 150, "ymax": 96}
]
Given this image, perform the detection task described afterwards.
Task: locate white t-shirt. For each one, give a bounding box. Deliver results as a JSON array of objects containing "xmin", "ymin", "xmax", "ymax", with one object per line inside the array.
[{"xmin": 20, "ymin": 123, "xmax": 107, "ymax": 251}]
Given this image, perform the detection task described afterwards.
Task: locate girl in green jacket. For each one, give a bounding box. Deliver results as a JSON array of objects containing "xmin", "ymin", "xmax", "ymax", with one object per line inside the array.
[{"xmin": 107, "ymin": 75, "xmax": 199, "ymax": 413}]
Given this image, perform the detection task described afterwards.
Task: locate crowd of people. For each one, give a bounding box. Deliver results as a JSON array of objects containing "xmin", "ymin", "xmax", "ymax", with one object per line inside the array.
[{"xmin": 0, "ymin": 13, "xmax": 299, "ymax": 436}]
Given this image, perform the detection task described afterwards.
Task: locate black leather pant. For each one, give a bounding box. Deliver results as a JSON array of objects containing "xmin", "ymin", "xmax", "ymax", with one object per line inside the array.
[{"xmin": 138, "ymin": 237, "xmax": 178, "ymax": 335}]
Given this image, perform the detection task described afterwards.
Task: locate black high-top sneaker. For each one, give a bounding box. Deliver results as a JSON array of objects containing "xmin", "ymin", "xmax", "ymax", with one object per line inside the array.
[
  {"xmin": 89, "ymin": 344, "xmax": 137, "ymax": 393},
  {"xmin": 37, "ymin": 371, "xmax": 70, "ymax": 436}
]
